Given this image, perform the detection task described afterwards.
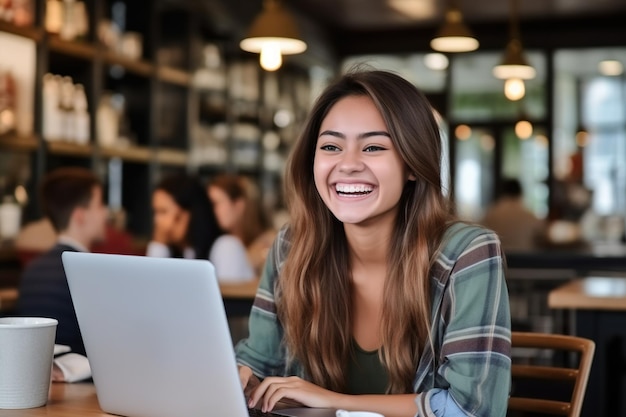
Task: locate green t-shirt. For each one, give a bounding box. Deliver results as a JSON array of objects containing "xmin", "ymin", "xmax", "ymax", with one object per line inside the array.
[{"xmin": 346, "ymin": 339, "xmax": 389, "ymax": 395}]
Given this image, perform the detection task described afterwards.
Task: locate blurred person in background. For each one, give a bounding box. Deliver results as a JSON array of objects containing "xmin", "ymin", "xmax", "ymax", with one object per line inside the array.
[
  {"xmin": 481, "ymin": 178, "xmax": 545, "ymax": 252},
  {"xmin": 148, "ymin": 172, "xmax": 254, "ymax": 282},
  {"xmin": 17, "ymin": 167, "xmax": 108, "ymax": 358},
  {"xmin": 208, "ymin": 174, "xmax": 276, "ymax": 275}
]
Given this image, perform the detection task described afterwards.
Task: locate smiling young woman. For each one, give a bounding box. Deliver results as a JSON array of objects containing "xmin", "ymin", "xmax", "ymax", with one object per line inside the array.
[{"xmin": 235, "ymin": 70, "xmax": 511, "ymax": 417}]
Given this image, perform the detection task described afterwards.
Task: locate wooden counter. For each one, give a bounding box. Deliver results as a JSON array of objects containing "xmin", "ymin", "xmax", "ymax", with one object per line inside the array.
[{"xmin": 548, "ymin": 277, "xmax": 626, "ymax": 311}]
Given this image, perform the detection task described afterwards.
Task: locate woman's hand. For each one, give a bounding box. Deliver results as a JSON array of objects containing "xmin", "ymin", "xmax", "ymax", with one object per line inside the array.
[
  {"xmin": 239, "ymin": 365, "xmax": 260, "ymax": 394},
  {"xmin": 248, "ymin": 376, "xmax": 341, "ymax": 413}
]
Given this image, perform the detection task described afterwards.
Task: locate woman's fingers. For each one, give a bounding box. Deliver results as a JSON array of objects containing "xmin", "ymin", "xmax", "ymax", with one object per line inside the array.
[
  {"xmin": 238, "ymin": 366, "xmax": 253, "ymax": 390},
  {"xmin": 251, "ymin": 376, "xmax": 331, "ymax": 412}
]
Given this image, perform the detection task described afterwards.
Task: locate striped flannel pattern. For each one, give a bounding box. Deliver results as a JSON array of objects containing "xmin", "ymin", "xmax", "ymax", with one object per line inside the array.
[{"xmin": 235, "ymin": 222, "xmax": 511, "ymax": 417}]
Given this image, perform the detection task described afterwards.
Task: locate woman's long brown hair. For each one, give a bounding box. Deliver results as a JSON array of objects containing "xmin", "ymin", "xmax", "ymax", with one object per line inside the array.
[{"xmin": 278, "ymin": 70, "xmax": 452, "ymax": 394}]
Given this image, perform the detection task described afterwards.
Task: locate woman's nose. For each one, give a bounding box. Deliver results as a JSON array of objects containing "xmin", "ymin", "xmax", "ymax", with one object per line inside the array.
[{"xmin": 338, "ymin": 148, "xmax": 364, "ymax": 173}]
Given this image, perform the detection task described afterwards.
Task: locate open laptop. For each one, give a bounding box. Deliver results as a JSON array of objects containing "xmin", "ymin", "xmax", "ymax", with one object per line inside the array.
[{"xmin": 62, "ymin": 252, "xmax": 336, "ymax": 417}]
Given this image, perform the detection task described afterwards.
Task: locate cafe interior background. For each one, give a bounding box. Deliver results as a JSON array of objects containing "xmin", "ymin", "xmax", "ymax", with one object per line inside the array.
[{"xmin": 0, "ymin": 0, "xmax": 626, "ymax": 411}]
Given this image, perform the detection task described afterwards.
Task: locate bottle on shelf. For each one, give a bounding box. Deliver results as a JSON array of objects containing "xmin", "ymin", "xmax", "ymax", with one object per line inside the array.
[
  {"xmin": 0, "ymin": 189, "xmax": 21, "ymax": 241},
  {"xmin": 73, "ymin": 83, "xmax": 89, "ymax": 144},
  {"xmin": 0, "ymin": 69, "xmax": 17, "ymax": 136},
  {"xmin": 59, "ymin": 75, "xmax": 75, "ymax": 140},
  {"xmin": 45, "ymin": 0, "xmax": 88, "ymax": 40},
  {"xmin": 96, "ymin": 92, "xmax": 119, "ymax": 148},
  {"xmin": 45, "ymin": 0, "xmax": 63, "ymax": 34},
  {"xmin": 42, "ymin": 73, "xmax": 62, "ymax": 141}
]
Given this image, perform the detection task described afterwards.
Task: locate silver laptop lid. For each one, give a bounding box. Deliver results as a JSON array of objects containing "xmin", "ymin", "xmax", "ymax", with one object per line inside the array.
[{"xmin": 62, "ymin": 252, "xmax": 249, "ymax": 417}]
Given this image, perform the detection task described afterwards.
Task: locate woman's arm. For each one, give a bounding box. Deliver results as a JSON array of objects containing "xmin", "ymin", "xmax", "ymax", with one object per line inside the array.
[
  {"xmin": 235, "ymin": 229, "xmax": 290, "ymax": 377},
  {"xmin": 417, "ymin": 226, "xmax": 511, "ymax": 417},
  {"xmin": 248, "ymin": 376, "xmax": 418, "ymax": 417}
]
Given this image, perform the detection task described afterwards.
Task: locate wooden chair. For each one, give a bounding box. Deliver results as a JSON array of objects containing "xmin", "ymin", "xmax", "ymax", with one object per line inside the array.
[{"xmin": 508, "ymin": 332, "xmax": 595, "ymax": 417}]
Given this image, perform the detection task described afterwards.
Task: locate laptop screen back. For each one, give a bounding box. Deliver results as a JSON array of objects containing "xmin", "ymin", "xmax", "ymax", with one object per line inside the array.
[{"xmin": 62, "ymin": 252, "xmax": 249, "ymax": 417}]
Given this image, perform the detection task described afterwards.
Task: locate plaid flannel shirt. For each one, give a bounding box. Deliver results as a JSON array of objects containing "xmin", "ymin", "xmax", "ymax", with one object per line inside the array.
[{"xmin": 235, "ymin": 222, "xmax": 511, "ymax": 417}]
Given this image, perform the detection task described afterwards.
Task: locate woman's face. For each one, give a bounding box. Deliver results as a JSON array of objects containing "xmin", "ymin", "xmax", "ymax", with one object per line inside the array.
[
  {"xmin": 313, "ymin": 95, "xmax": 413, "ymax": 228},
  {"xmin": 208, "ymin": 186, "xmax": 244, "ymax": 233},
  {"xmin": 152, "ymin": 189, "xmax": 189, "ymax": 244}
]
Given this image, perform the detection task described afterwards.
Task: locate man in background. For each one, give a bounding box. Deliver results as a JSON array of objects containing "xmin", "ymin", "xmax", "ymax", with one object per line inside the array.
[
  {"xmin": 481, "ymin": 178, "xmax": 545, "ymax": 252},
  {"xmin": 16, "ymin": 167, "xmax": 108, "ymax": 357}
]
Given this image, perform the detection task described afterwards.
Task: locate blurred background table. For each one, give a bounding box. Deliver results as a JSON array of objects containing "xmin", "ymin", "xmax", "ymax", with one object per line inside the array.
[
  {"xmin": 0, "ymin": 287, "xmax": 17, "ymax": 313},
  {"xmin": 549, "ymin": 277, "xmax": 626, "ymax": 417}
]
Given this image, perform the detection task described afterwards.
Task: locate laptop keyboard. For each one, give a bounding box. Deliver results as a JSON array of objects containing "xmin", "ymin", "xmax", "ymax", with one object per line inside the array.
[{"xmin": 248, "ymin": 408, "xmax": 285, "ymax": 417}]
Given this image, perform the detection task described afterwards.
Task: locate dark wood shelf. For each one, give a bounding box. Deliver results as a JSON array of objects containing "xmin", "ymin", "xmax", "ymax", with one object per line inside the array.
[
  {"xmin": 156, "ymin": 66, "xmax": 191, "ymax": 86},
  {"xmin": 46, "ymin": 140, "xmax": 94, "ymax": 157},
  {"xmin": 0, "ymin": 133, "xmax": 39, "ymax": 151},
  {"xmin": 103, "ymin": 51, "xmax": 154, "ymax": 77},
  {"xmin": 155, "ymin": 148, "xmax": 188, "ymax": 166},
  {"xmin": 0, "ymin": 21, "xmax": 42, "ymax": 41},
  {"xmin": 48, "ymin": 37, "xmax": 97, "ymax": 60},
  {"xmin": 99, "ymin": 145, "xmax": 152, "ymax": 163}
]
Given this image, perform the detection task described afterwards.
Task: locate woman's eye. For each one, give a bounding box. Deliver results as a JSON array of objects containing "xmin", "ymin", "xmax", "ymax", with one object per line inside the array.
[
  {"xmin": 320, "ymin": 144, "xmax": 340, "ymax": 151},
  {"xmin": 364, "ymin": 145, "xmax": 385, "ymax": 152}
]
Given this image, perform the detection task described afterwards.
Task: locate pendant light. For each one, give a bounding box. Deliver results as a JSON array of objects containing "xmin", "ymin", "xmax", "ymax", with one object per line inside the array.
[
  {"xmin": 493, "ymin": 0, "xmax": 536, "ymax": 81},
  {"xmin": 430, "ymin": 1, "xmax": 478, "ymax": 53},
  {"xmin": 515, "ymin": 105, "xmax": 533, "ymax": 140},
  {"xmin": 240, "ymin": 0, "xmax": 307, "ymax": 71},
  {"xmin": 504, "ymin": 77, "xmax": 525, "ymax": 101}
]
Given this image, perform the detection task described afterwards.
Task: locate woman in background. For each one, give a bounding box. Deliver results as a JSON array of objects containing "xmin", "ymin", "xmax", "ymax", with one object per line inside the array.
[
  {"xmin": 148, "ymin": 173, "xmax": 254, "ymax": 282},
  {"xmin": 208, "ymin": 174, "xmax": 276, "ymax": 274}
]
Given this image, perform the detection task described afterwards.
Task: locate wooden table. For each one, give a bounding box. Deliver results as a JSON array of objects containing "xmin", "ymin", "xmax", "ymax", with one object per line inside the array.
[
  {"xmin": 219, "ymin": 279, "xmax": 260, "ymax": 299},
  {"xmin": 1, "ymin": 383, "xmax": 104, "ymax": 416},
  {"xmin": 0, "ymin": 280, "xmax": 259, "ymax": 317},
  {"xmin": 0, "ymin": 287, "xmax": 18, "ymax": 312},
  {"xmin": 220, "ymin": 279, "xmax": 259, "ymax": 318},
  {"xmin": 1, "ymin": 381, "xmax": 306, "ymax": 416},
  {"xmin": 548, "ymin": 277, "xmax": 626, "ymax": 417}
]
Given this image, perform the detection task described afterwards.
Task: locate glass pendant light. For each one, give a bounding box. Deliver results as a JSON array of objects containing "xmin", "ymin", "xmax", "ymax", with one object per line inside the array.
[
  {"xmin": 240, "ymin": 0, "xmax": 307, "ymax": 71},
  {"xmin": 430, "ymin": 1, "xmax": 478, "ymax": 53}
]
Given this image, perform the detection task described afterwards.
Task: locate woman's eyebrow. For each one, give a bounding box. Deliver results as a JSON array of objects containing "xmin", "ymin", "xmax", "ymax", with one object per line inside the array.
[{"xmin": 318, "ymin": 130, "xmax": 391, "ymax": 139}]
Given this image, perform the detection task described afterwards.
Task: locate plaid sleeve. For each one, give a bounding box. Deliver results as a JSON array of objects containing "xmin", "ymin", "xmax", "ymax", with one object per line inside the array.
[
  {"xmin": 234, "ymin": 229, "xmax": 288, "ymax": 378},
  {"xmin": 416, "ymin": 227, "xmax": 512, "ymax": 417}
]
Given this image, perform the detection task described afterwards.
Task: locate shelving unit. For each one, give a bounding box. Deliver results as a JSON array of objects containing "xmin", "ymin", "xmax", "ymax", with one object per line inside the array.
[{"xmin": 0, "ymin": 0, "xmax": 313, "ymax": 238}]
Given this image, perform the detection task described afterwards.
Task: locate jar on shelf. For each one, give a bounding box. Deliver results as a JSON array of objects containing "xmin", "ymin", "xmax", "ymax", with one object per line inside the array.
[
  {"xmin": 73, "ymin": 84, "xmax": 89, "ymax": 144},
  {"xmin": 0, "ymin": 69, "xmax": 17, "ymax": 136},
  {"xmin": 96, "ymin": 93, "xmax": 119, "ymax": 148}
]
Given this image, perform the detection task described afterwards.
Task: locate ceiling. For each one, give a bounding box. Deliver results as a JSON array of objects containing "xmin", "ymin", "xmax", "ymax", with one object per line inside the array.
[
  {"xmin": 210, "ymin": 0, "xmax": 626, "ymax": 66},
  {"xmin": 204, "ymin": 0, "xmax": 626, "ymax": 83},
  {"xmin": 288, "ymin": 0, "xmax": 626, "ymax": 31}
]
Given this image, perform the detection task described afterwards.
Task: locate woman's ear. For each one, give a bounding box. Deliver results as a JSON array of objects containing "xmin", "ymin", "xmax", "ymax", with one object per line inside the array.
[{"xmin": 408, "ymin": 173, "xmax": 417, "ymax": 181}]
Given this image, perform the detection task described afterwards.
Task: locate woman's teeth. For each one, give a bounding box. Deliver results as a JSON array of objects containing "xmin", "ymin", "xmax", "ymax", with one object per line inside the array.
[{"xmin": 335, "ymin": 184, "xmax": 373, "ymax": 195}]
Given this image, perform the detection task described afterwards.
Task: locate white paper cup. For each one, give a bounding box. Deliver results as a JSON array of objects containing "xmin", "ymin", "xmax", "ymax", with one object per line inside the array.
[{"xmin": 0, "ymin": 317, "xmax": 58, "ymax": 409}]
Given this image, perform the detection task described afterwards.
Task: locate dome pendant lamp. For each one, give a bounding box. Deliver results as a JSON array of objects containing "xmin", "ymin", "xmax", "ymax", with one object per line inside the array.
[
  {"xmin": 240, "ymin": 0, "xmax": 307, "ymax": 71},
  {"xmin": 430, "ymin": 0, "xmax": 479, "ymax": 53},
  {"xmin": 493, "ymin": 0, "xmax": 536, "ymax": 81}
]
